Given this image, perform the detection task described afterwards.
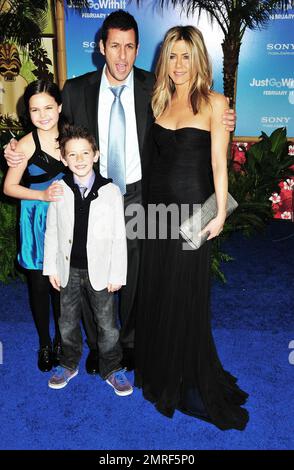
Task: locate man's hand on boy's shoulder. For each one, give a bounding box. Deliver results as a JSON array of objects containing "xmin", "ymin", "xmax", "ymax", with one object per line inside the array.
[{"xmin": 107, "ymin": 283, "xmax": 122, "ymax": 293}]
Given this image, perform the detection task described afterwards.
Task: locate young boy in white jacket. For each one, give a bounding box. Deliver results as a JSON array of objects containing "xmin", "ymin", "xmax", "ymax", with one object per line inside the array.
[{"xmin": 43, "ymin": 125, "xmax": 132, "ymax": 396}]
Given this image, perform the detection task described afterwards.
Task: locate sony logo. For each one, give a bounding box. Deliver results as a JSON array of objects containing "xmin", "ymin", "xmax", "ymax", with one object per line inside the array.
[
  {"xmin": 261, "ymin": 117, "xmax": 291, "ymax": 124},
  {"xmin": 82, "ymin": 41, "xmax": 97, "ymax": 48},
  {"xmin": 267, "ymin": 43, "xmax": 294, "ymax": 50}
]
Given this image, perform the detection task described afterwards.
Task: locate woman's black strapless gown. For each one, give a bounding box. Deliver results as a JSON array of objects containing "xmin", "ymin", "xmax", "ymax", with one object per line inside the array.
[{"xmin": 135, "ymin": 123, "xmax": 249, "ymax": 431}]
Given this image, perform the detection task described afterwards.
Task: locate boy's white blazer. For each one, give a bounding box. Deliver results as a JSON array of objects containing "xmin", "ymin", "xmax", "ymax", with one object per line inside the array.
[{"xmin": 43, "ymin": 179, "xmax": 127, "ymax": 291}]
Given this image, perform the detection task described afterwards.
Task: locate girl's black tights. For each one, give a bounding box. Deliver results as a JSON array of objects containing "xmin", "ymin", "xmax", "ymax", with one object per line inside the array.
[{"xmin": 27, "ymin": 269, "xmax": 61, "ymax": 348}]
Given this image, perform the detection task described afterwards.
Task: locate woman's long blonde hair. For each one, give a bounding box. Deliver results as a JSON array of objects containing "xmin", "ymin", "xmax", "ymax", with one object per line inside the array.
[{"xmin": 152, "ymin": 26, "xmax": 212, "ymax": 118}]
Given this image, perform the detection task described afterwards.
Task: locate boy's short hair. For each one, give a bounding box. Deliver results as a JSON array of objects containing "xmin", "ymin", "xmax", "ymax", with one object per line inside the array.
[{"xmin": 59, "ymin": 125, "xmax": 98, "ymax": 157}]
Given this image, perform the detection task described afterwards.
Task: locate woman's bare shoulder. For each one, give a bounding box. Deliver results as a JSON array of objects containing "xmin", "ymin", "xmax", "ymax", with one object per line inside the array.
[{"xmin": 208, "ymin": 91, "xmax": 229, "ymax": 110}]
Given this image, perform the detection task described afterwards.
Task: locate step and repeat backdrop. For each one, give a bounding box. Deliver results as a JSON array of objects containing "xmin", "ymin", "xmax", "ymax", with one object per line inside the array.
[{"xmin": 64, "ymin": 1, "xmax": 294, "ymax": 139}]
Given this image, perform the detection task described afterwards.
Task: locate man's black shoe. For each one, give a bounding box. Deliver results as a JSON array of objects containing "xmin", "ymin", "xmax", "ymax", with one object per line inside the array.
[
  {"xmin": 38, "ymin": 345, "xmax": 53, "ymax": 372},
  {"xmin": 121, "ymin": 347, "xmax": 135, "ymax": 371},
  {"xmin": 85, "ymin": 349, "xmax": 99, "ymax": 375}
]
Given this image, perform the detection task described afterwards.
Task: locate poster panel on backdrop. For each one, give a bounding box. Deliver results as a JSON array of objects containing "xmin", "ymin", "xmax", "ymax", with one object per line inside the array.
[{"xmin": 64, "ymin": 1, "xmax": 294, "ymax": 138}]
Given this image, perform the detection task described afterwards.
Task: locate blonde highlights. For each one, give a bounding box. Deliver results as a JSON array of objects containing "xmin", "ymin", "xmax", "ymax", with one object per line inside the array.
[{"xmin": 152, "ymin": 26, "xmax": 212, "ymax": 118}]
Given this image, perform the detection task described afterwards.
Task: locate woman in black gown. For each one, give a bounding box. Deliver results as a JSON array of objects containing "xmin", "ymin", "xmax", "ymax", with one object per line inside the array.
[{"xmin": 135, "ymin": 26, "xmax": 249, "ymax": 431}]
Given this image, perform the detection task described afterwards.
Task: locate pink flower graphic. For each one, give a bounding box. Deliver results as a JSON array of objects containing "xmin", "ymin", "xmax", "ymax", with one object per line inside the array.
[
  {"xmin": 281, "ymin": 211, "xmax": 292, "ymax": 220},
  {"xmin": 283, "ymin": 179, "xmax": 294, "ymax": 191},
  {"xmin": 269, "ymin": 193, "xmax": 281, "ymax": 204},
  {"xmin": 231, "ymin": 143, "xmax": 246, "ymax": 172}
]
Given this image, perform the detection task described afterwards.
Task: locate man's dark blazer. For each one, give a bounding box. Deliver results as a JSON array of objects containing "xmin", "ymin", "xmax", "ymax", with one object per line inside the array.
[{"xmin": 61, "ymin": 66, "xmax": 155, "ymax": 176}]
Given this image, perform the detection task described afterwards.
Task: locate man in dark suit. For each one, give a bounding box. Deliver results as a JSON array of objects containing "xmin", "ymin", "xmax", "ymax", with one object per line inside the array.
[{"xmin": 61, "ymin": 10, "xmax": 154, "ymax": 373}]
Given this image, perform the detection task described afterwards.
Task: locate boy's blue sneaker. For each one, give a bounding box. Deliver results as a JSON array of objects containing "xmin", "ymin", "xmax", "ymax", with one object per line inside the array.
[
  {"xmin": 48, "ymin": 366, "xmax": 78, "ymax": 389},
  {"xmin": 106, "ymin": 369, "xmax": 133, "ymax": 396}
]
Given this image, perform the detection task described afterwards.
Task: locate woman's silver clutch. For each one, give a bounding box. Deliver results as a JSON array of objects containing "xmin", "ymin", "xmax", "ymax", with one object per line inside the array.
[{"xmin": 179, "ymin": 192, "xmax": 238, "ymax": 249}]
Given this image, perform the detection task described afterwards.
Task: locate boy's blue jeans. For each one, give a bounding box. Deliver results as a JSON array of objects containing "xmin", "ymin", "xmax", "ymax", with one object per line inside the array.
[{"xmin": 58, "ymin": 267, "xmax": 122, "ymax": 379}]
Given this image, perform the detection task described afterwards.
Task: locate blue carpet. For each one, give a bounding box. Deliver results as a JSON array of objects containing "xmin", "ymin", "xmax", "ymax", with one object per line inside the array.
[{"xmin": 0, "ymin": 221, "xmax": 293, "ymax": 450}]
